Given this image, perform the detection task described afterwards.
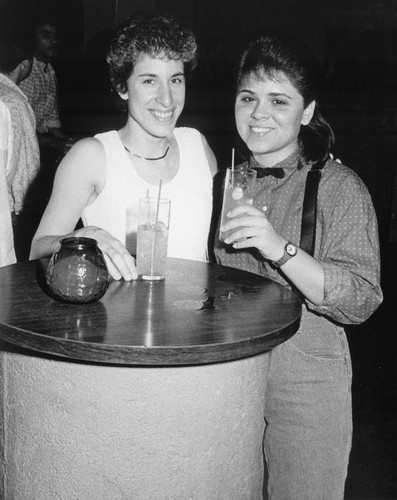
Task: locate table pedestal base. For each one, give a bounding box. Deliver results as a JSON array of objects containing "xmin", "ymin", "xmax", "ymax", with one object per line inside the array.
[{"xmin": 1, "ymin": 346, "xmax": 268, "ymax": 499}]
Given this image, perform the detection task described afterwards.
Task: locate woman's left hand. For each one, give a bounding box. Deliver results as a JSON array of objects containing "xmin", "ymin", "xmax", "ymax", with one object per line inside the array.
[{"xmin": 221, "ymin": 204, "xmax": 287, "ymax": 262}]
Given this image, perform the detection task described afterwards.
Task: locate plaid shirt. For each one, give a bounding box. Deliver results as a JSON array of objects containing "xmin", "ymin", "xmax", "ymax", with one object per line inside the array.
[
  {"xmin": 0, "ymin": 74, "xmax": 40, "ymax": 213},
  {"xmin": 19, "ymin": 57, "xmax": 61, "ymax": 134}
]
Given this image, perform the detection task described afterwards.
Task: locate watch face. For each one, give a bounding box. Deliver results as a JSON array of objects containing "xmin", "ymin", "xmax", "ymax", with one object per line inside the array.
[{"xmin": 286, "ymin": 243, "xmax": 297, "ymax": 256}]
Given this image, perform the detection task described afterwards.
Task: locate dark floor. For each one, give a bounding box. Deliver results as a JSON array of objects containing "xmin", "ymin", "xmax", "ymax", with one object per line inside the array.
[
  {"xmin": 19, "ymin": 84, "xmax": 397, "ymax": 499},
  {"xmin": 344, "ymin": 243, "xmax": 397, "ymax": 500}
]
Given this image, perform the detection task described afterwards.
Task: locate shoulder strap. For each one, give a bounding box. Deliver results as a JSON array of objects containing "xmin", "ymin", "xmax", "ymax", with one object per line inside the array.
[{"xmin": 300, "ymin": 159, "xmax": 327, "ymax": 256}]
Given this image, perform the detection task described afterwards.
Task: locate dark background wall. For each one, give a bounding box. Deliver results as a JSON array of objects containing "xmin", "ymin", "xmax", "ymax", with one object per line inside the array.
[
  {"xmin": 2, "ymin": 0, "xmax": 397, "ymax": 91},
  {"xmin": 2, "ymin": 0, "xmax": 397, "ymax": 118}
]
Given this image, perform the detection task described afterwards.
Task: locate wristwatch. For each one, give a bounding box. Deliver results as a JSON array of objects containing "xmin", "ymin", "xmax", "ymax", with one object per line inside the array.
[{"xmin": 272, "ymin": 242, "xmax": 298, "ymax": 268}]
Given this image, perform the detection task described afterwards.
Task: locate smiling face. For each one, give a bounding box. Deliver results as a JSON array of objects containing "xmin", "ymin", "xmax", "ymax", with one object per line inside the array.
[
  {"xmin": 119, "ymin": 54, "xmax": 186, "ymax": 141},
  {"xmin": 235, "ymin": 69, "xmax": 314, "ymax": 167}
]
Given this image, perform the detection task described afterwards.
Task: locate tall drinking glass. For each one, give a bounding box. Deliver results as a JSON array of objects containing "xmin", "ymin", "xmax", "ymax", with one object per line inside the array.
[
  {"xmin": 219, "ymin": 167, "xmax": 257, "ymax": 242},
  {"xmin": 136, "ymin": 198, "xmax": 171, "ymax": 280}
]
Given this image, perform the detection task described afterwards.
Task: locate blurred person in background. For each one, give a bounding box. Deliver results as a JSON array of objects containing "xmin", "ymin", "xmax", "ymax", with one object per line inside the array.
[
  {"xmin": 19, "ymin": 19, "xmax": 72, "ymax": 163},
  {"xmin": 0, "ymin": 38, "xmax": 40, "ymax": 261}
]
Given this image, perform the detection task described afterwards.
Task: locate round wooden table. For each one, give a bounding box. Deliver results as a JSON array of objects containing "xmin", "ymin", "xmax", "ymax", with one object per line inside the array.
[{"xmin": 0, "ymin": 258, "xmax": 301, "ymax": 499}]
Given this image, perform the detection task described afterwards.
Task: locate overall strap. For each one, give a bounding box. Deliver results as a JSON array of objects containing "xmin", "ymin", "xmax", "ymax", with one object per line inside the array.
[{"xmin": 300, "ymin": 158, "xmax": 327, "ymax": 256}]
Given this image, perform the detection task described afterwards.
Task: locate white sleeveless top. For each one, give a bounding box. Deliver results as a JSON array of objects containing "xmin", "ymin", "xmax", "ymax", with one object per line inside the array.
[{"xmin": 81, "ymin": 128, "xmax": 213, "ymax": 262}]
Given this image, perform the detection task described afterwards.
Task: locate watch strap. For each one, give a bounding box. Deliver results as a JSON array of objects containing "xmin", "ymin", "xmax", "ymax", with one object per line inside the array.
[{"xmin": 272, "ymin": 242, "xmax": 297, "ymax": 268}]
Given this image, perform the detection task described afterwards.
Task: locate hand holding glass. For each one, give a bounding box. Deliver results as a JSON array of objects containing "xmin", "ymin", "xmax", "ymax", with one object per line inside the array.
[{"xmin": 219, "ymin": 167, "xmax": 257, "ymax": 242}]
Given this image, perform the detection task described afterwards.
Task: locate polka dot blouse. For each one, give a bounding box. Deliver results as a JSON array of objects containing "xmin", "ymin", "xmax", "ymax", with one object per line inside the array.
[{"xmin": 214, "ymin": 150, "xmax": 383, "ymax": 325}]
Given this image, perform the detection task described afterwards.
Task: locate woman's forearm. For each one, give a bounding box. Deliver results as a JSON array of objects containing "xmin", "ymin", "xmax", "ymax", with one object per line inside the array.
[
  {"xmin": 30, "ymin": 234, "xmax": 70, "ymax": 260},
  {"xmin": 278, "ymin": 248, "xmax": 325, "ymax": 305}
]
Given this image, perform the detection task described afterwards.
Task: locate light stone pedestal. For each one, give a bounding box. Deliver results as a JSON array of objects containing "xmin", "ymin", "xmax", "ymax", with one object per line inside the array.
[{"xmin": 0, "ymin": 347, "xmax": 268, "ymax": 500}]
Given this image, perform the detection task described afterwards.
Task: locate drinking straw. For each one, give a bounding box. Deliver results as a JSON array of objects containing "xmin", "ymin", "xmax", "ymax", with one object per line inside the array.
[
  {"xmin": 231, "ymin": 148, "xmax": 235, "ymax": 186},
  {"xmin": 150, "ymin": 179, "xmax": 163, "ymax": 277},
  {"xmin": 146, "ymin": 188, "xmax": 150, "ymax": 221}
]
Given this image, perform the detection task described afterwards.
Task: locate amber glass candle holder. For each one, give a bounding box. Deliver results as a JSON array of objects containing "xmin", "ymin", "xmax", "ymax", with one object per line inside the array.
[{"xmin": 46, "ymin": 237, "xmax": 109, "ymax": 304}]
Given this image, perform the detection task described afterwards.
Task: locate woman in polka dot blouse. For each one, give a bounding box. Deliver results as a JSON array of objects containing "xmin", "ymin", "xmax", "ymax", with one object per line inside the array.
[{"xmin": 214, "ymin": 32, "xmax": 383, "ymax": 500}]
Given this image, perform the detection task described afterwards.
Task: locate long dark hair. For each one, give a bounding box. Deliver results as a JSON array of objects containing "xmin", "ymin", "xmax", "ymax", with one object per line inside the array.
[{"xmin": 237, "ymin": 31, "xmax": 334, "ymax": 164}]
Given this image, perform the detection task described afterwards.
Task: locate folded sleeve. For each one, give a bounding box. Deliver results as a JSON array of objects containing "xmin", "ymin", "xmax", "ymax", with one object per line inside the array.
[{"xmin": 305, "ymin": 169, "xmax": 383, "ymax": 324}]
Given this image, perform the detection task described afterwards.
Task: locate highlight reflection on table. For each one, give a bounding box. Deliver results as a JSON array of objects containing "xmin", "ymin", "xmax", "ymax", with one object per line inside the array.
[{"xmin": 0, "ymin": 258, "xmax": 302, "ymax": 365}]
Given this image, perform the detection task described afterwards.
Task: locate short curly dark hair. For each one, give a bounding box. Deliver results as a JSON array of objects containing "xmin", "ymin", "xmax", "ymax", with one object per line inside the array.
[{"xmin": 107, "ymin": 12, "xmax": 197, "ymax": 95}]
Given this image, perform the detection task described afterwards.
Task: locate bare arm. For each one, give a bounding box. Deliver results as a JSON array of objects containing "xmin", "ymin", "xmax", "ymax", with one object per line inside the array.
[{"xmin": 30, "ymin": 137, "xmax": 137, "ymax": 280}]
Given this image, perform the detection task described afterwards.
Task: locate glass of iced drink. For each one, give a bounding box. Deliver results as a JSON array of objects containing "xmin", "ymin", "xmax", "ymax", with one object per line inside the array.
[
  {"xmin": 136, "ymin": 198, "xmax": 171, "ymax": 280},
  {"xmin": 219, "ymin": 167, "xmax": 257, "ymax": 242}
]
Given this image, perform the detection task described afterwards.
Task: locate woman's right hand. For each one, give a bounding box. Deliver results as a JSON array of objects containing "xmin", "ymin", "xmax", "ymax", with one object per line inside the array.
[
  {"xmin": 74, "ymin": 226, "xmax": 138, "ymax": 281},
  {"xmin": 220, "ymin": 204, "xmax": 286, "ymax": 261}
]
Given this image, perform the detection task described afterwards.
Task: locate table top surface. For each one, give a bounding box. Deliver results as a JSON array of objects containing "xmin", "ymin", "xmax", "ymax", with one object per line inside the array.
[{"xmin": 0, "ymin": 258, "xmax": 302, "ymax": 366}]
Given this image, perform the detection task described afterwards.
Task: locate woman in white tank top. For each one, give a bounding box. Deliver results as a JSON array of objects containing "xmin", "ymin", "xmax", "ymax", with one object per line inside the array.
[{"xmin": 30, "ymin": 12, "xmax": 217, "ymax": 280}]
